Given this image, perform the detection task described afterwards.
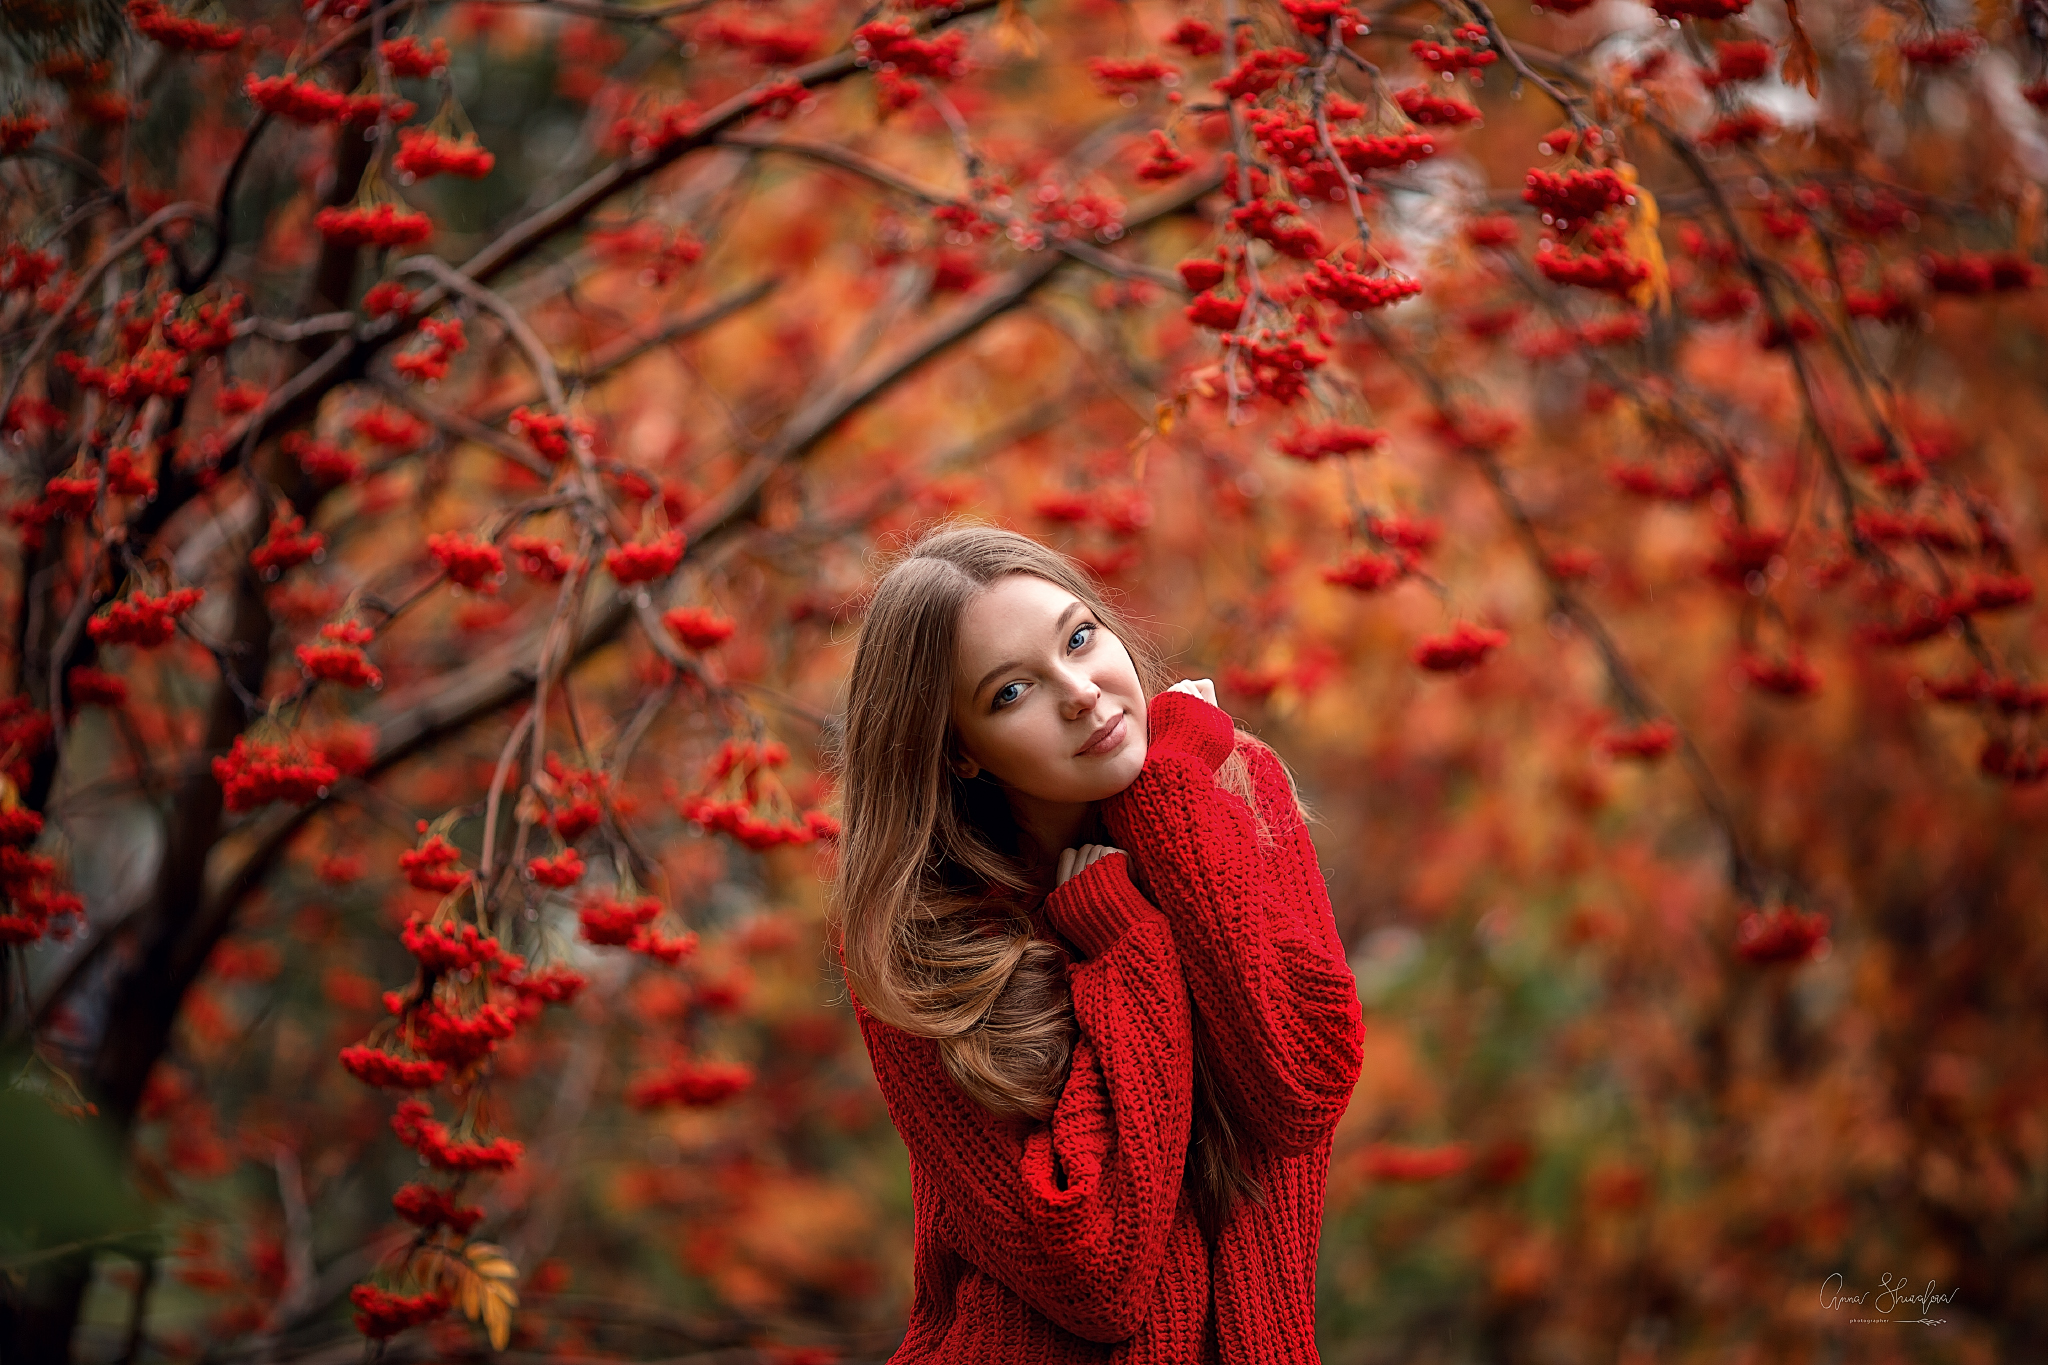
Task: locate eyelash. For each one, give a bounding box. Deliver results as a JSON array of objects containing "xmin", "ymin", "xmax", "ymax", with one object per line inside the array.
[{"xmin": 992, "ymin": 622, "xmax": 1095, "ymax": 710}]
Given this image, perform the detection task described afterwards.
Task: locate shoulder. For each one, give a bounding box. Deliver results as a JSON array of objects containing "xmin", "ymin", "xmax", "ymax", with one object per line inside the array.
[{"xmin": 1223, "ymin": 729, "xmax": 1311, "ymax": 842}]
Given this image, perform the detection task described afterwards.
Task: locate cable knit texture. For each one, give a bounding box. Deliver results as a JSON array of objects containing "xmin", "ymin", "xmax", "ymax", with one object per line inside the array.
[{"xmin": 848, "ymin": 690, "xmax": 1367, "ymax": 1363}]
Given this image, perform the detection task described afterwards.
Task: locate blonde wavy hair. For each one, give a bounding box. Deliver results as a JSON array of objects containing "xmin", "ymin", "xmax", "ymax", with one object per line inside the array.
[{"xmin": 825, "ymin": 520, "xmax": 1312, "ymax": 1236}]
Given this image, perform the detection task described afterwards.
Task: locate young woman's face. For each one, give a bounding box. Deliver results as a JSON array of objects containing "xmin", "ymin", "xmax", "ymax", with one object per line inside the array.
[{"xmin": 949, "ymin": 573, "xmax": 1148, "ymax": 804}]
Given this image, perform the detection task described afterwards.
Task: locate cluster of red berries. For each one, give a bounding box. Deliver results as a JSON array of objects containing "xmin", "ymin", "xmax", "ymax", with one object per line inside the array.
[
  {"xmin": 213, "ymin": 736, "xmax": 340, "ymax": 812},
  {"xmin": 697, "ymin": 15, "xmax": 820, "ymax": 65},
  {"xmin": 0, "ymin": 807, "xmax": 84, "ymax": 948},
  {"xmin": 410, "ymin": 996, "xmax": 520, "ymax": 1066},
  {"xmin": 378, "ymin": 36, "xmax": 449, "ymax": 78},
  {"xmin": 1698, "ymin": 109, "xmax": 1778, "ymax": 148},
  {"xmin": 1369, "ymin": 513, "xmax": 1442, "ymax": 553},
  {"xmin": 1738, "ymin": 652, "xmax": 1822, "ymax": 697},
  {"xmin": 1212, "ymin": 48, "xmax": 1308, "ymax": 101},
  {"xmin": 1598, "ymin": 718, "xmax": 1680, "ymax": 760},
  {"xmin": 249, "ymin": 513, "xmax": 325, "ymax": 578},
  {"xmin": 127, "ymin": 0, "xmax": 242, "ymax": 51},
  {"xmin": 663, "ymin": 605, "xmax": 736, "ymax": 650},
  {"xmin": 1329, "ymin": 130, "xmax": 1440, "ymax": 175},
  {"xmin": 1276, "ymin": 423, "xmax": 1386, "ymax": 462},
  {"xmin": 314, "ymin": 203, "xmax": 433, "ymax": 249},
  {"xmin": 1303, "ymin": 258, "xmax": 1423, "ymax": 312},
  {"xmin": 852, "ymin": 21, "xmax": 970, "ymax": 80},
  {"xmin": 163, "ymin": 295, "xmax": 242, "ymax": 353},
  {"xmin": 1650, "ymin": 0, "xmax": 1751, "ymax": 18},
  {"xmin": 1704, "ymin": 523, "xmax": 1787, "ymax": 589},
  {"xmin": 1412, "ymin": 621, "xmax": 1508, "ymax": 673},
  {"xmin": 577, "ymin": 893, "xmax": 661, "ymax": 946},
  {"xmin": 68, "ymin": 665, "xmax": 128, "ymax": 708},
  {"xmin": 1918, "ymin": 251, "xmax": 2041, "ymax": 295},
  {"xmin": 391, "ymin": 1182, "xmax": 483, "ymax": 1234},
  {"xmin": 1536, "ymin": 242, "xmax": 1650, "ymax": 295},
  {"xmin": 282, "ymin": 432, "xmax": 363, "ymax": 485},
  {"xmin": 1523, "ymin": 167, "xmax": 1631, "ymax": 231},
  {"xmin": 1226, "ymin": 331, "xmax": 1327, "ymax": 405},
  {"xmin": 401, "ymin": 918, "xmax": 504, "ymax": 973},
  {"xmin": 1321, "ymin": 550, "xmax": 1410, "ymax": 592},
  {"xmin": 1396, "ymin": 86, "xmax": 1481, "ymax": 125},
  {"xmin": 88, "ymin": 586, "xmax": 203, "ymax": 648},
  {"xmin": 0, "ymin": 115, "xmax": 50, "ymax": 154},
  {"xmin": 1898, "ymin": 29, "xmax": 1982, "ymax": 68},
  {"xmin": 1136, "ymin": 130, "xmax": 1195, "ymax": 182},
  {"xmin": 577, "ymin": 895, "xmax": 697, "ymax": 963},
  {"xmin": 353, "ymin": 407, "xmax": 426, "ymax": 449},
  {"xmin": 338, "ymin": 1044, "xmax": 446, "ymax": 1089},
  {"xmin": 527, "ymin": 849, "xmax": 585, "ymax": 887},
  {"xmin": 1088, "ymin": 56, "xmax": 1179, "ymax": 96},
  {"xmin": 625, "ymin": 1058, "xmax": 754, "ymax": 1110},
  {"xmin": 428, "ymin": 532, "xmax": 505, "ymax": 591},
  {"xmin": 393, "ymin": 316, "xmax": 466, "ymax": 383},
  {"xmin": 1359, "ymin": 1141, "xmax": 1471, "ymax": 1182},
  {"xmin": 1701, "ymin": 39, "xmax": 1772, "ymax": 88},
  {"xmin": 540, "ymin": 755, "xmax": 608, "ymax": 840},
  {"xmin": 244, "ymin": 73, "xmax": 414, "ymax": 126},
  {"xmin": 1185, "ymin": 289, "xmax": 1249, "ymax": 331},
  {"xmin": 509, "ymin": 405, "xmax": 574, "ymax": 462},
  {"xmin": 361, "ymin": 281, "xmax": 418, "ymax": 318},
  {"xmin": 681, "ymin": 796, "xmax": 842, "ymax": 850},
  {"xmin": 1279, "ymin": 0, "xmax": 1370, "ymax": 36},
  {"xmin": 400, "ymin": 832, "xmax": 469, "ymax": 893},
  {"xmin": 393, "ymin": 128, "xmax": 495, "ymax": 181},
  {"xmin": 391, "ymin": 1098, "xmax": 524, "ymax": 1171},
  {"xmin": 603, "ymin": 529, "xmax": 686, "ymax": 584},
  {"xmin": 507, "ymin": 534, "xmax": 573, "ymax": 582},
  {"xmin": 1230, "ymin": 198, "xmax": 1326, "ymax": 260},
  {"xmin": 349, "ymin": 1285, "xmax": 449, "ymax": 1339},
  {"xmin": 1734, "ymin": 906, "xmax": 1829, "ymax": 964},
  {"xmin": 1410, "ymin": 35, "xmax": 1497, "ymax": 77},
  {"xmin": 297, "ymin": 622, "xmax": 382, "ymax": 689}
]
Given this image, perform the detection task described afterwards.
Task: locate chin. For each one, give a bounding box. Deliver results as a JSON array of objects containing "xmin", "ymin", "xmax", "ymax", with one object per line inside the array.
[{"xmin": 1080, "ymin": 747, "xmax": 1146, "ymax": 801}]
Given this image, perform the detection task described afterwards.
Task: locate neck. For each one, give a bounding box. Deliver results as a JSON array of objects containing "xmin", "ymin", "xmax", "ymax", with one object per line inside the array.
[{"xmin": 1005, "ymin": 791, "xmax": 1101, "ymax": 889}]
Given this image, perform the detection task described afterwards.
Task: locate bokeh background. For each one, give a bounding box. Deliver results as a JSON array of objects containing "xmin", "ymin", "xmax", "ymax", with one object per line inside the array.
[{"xmin": 3, "ymin": 0, "xmax": 2046, "ymax": 1360}]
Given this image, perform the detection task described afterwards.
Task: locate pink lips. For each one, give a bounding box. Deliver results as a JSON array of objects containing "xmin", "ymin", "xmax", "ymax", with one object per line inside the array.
[{"xmin": 1076, "ymin": 712, "xmax": 1126, "ymax": 757}]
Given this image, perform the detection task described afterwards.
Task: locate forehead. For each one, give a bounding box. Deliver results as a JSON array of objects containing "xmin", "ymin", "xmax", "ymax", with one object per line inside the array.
[{"xmin": 954, "ymin": 574, "xmax": 1077, "ymax": 665}]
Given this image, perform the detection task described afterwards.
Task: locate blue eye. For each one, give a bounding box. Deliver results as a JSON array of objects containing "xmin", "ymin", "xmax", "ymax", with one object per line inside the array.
[{"xmin": 987, "ymin": 626, "xmax": 1097, "ymax": 712}]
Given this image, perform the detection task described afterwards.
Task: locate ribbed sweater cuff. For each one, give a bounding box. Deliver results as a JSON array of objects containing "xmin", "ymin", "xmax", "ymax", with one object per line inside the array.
[
  {"xmin": 1042, "ymin": 852, "xmax": 1163, "ymax": 959},
  {"xmin": 1144, "ymin": 689, "xmax": 1237, "ymax": 773}
]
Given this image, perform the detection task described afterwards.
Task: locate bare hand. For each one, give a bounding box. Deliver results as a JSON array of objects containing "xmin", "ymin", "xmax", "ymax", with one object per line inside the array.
[
  {"xmin": 1056, "ymin": 843, "xmax": 1124, "ymax": 887},
  {"xmin": 1165, "ymin": 678, "xmax": 1217, "ymax": 706}
]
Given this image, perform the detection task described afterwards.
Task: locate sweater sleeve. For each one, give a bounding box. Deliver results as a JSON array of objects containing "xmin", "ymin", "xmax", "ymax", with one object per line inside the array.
[
  {"xmin": 1100, "ymin": 688, "xmax": 1365, "ymax": 1156},
  {"xmin": 849, "ymin": 865, "xmax": 1193, "ymax": 1344}
]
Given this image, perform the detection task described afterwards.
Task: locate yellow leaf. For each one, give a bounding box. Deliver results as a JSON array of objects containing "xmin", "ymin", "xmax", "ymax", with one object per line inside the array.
[
  {"xmin": 1861, "ymin": 9, "xmax": 1904, "ymax": 104},
  {"xmin": 483, "ymin": 1294, "xmax": 512, "ymax": 1351},
  {"xmin": 1781, "ymin": 0, "xmax": 1820, "ymax": 97},
  {"xmin": 990, "ymin": 0, "xmax": 1044, "ymax": 59},
  {"xmin": 459, "ymin": 1274, "xmax": 481, "ymax": 1320},
  {"xmin": 1615, "ymin": 164, "xmax": 1670, "ymax": 314},
  {"xmin": 2018, "ymin": 183, "xmax": 2043, "ymax": 254}
]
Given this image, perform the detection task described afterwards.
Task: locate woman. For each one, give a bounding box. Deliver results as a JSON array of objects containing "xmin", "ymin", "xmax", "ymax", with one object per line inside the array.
[{"xmin": 827, "ymin": 521, "xmax": 1365, "ymax": 1363}]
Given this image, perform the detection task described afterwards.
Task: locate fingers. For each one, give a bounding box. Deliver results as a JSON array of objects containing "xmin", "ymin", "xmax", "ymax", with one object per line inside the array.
[
  {"xmin": 1166, "ymin": 677, "xmax": 1218, "ymax": 705},
  {"xmin": 1057, "ymin": 844, "xmax": 1126, "ymax": 886}
]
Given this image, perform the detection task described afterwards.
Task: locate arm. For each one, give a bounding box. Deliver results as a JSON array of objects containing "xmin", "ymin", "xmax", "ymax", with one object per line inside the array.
[
  {"xmin": 849, "ymin": 856, "xmax": 1193, "ymax": 1344},
  {"xmin": 1101, "ymin": 688, "xmax": 1365, "ymax": 1156}
]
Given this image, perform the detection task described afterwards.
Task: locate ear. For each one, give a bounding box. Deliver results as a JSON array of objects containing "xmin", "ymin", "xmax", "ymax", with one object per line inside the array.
[{"xmin": 951, "ymin": 753, "xmax": 981, "ymax": 780}]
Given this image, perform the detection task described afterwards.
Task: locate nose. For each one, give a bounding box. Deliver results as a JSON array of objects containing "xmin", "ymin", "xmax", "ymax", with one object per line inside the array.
[{"xmin": 1061, "ymin": 669, "xmax": 1101, "ymax": 719}]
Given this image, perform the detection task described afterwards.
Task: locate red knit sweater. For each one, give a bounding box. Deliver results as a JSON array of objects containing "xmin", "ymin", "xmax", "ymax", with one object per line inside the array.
[{"xmin": 848, "ymin": 690, "xmax": 1367, "ymax": 1362}]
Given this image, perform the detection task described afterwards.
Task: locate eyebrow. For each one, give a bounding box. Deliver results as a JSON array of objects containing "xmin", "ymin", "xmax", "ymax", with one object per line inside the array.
[{"xmin": 972, "ymin": 600, "xmax": 1087, "ymax": 701}]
